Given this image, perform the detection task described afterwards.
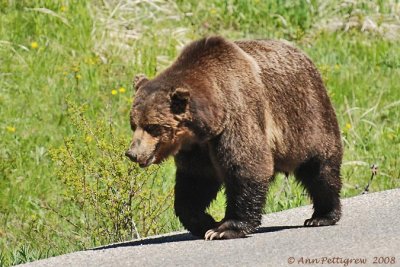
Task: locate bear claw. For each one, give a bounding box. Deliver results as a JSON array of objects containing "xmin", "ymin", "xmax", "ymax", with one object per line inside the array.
[
  {"xmin": 205, "ymin": 229, "xmax": 220, "ymax": 240},
  {"xmin": 304, "ymin": 217, "xmax": 336, "ymax": 227},
  {"xmin": 204, "ymin": 228, "xmax": 245, "ymax": 240}
]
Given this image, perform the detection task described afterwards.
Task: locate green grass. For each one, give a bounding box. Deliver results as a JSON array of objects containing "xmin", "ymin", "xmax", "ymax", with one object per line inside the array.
[{"xmin": 1, "ymin": 0, "xmax": 399, "ymax": 265}]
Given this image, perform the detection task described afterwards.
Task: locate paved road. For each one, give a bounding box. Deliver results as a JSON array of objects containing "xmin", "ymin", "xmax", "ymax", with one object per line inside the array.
[{"xmin": 21, "ymin": 189, "xmax": 400, "ymax": 267}]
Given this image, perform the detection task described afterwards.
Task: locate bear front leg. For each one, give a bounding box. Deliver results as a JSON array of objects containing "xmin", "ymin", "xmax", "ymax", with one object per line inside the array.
[
  {"xmin": 174, "ymin": 145, "xmax": 222, "ymax": 238},
  {"xmin": 204, "ymin": 177, "xmax": 269, "ymax": 240},
  {"xmin": 205, "ymin": 132, "xmax": 273, "ymax": 240}
]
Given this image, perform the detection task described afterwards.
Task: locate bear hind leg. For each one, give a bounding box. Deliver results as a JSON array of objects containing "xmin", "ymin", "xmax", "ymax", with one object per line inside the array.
[{"xmin": 295, "ymin": 156, "xmax": 342, "ymax": 227}]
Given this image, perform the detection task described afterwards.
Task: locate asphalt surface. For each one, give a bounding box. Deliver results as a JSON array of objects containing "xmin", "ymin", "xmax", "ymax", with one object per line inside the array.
[{"xmin": 21, "ymin": 189, "xmax": 400, "ymax": 267}]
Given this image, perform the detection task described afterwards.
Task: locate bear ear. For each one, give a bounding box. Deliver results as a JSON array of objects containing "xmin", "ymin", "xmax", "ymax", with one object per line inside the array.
[
  {"xmin": 170, "ymin": 88, "xmax": 190, "ymax": 114},
  {"xmin": 133, "ymin": 74, "xmax": 149, "ymax": 90}
]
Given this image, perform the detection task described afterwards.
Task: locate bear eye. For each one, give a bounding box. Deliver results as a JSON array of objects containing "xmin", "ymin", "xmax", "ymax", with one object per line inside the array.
[
  {"xmin": 130, "ymin": 122, "xmax": 137, "ymax": 132},
  {"xmin": 144, "ymin": 124, "xmax": 162, "ymax": 137}
]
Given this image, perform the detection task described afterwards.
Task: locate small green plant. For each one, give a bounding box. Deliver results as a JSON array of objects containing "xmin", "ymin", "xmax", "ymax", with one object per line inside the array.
[
  {"xmin": 0, "ymin": 245, "xmax": 53, "ymax": 267},
  {"xmin": 50, "ymin": 101, "xmax": 177, "ymax": 247}
]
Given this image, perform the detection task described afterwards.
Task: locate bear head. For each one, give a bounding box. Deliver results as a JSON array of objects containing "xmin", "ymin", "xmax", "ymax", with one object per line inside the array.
[{"xmin": 125, "ymin": 74, "xmax": 196, "ymax": 167}]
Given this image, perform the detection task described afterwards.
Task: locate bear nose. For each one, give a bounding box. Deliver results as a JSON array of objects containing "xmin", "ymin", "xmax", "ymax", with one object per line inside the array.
[{"xmin": 125, "ymin": 150, "xmax": 137, "ymax": 162}]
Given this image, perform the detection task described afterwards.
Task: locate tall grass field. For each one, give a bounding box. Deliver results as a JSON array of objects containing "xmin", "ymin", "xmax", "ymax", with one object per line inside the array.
[{"xmin": 0, "ymin": 0, "xmax": 399, "ymax": 265}]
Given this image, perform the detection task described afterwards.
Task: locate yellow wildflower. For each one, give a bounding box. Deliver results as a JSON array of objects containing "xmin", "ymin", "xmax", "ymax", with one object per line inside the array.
[
  {"xmin": 75, "ymin": 74, "xmax": 82, "ymax": 80},
  {"xmin": 31, "ymin": 42, "xmax": 39, "ymax": 49},
  {"xmin": 111, "ymin": 89, "xmax": 118, "ymax": 95},
  {"xmin": 85, "ymin": 135, "xmax": 93, "ymax": 143},
  {"xmin": 119, "ymin": 87, "xmax": 126, "ymax": 93},
  {"xmin": 60, "ymin": 5, "xmax": 67, "ymax": 12},
  {"xmin": 6, "ymin": 126, "xmax": 16, "ymax": 133},
  {"xmin": 210, "ymin": 8, "xmax": 217, "ymax": 15},
  {"xmin": 345, "ymin": 123, "xmax": 352, "ymax": 130},
  {"xmin": 84, "ymin": 57, "xmax": 97, "ymax": 65}
]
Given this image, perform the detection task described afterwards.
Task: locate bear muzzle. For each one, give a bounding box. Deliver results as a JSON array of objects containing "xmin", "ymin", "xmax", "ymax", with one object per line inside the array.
[
  {"xmin": 125, "ymin": 149, "xmax": 155, "ymax": 168},
  {"xmin": 125, "ymin": 150, "xmax": 137, "ymax": 162}
]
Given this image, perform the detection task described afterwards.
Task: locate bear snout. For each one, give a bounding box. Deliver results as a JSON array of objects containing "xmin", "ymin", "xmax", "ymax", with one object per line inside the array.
[
  {"xmin": 125, "ymin": 149, "xmax": 155, "ymax": 168},
  {"xmin": 125, "ymin": 150, "xmax": 137, "ymax": 162}
]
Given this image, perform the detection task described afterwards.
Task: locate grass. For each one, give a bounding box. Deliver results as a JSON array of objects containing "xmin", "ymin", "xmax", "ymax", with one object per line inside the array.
[{"xmin": 0, "ymin": 0, "xmax": 399, "ymax": 265}]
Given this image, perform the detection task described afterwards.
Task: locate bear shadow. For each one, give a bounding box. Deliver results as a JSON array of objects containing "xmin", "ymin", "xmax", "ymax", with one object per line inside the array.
[
  {"xmin": 92, "ymin": 225, "xmax": 303, "ymax": 250},
  {"xmin": 255, "ymin": 225, "xmax": 304, "ymax": 234}
]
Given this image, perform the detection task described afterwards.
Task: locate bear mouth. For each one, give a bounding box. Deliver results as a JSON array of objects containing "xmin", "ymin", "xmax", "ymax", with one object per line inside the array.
[{"xmin": 138, "ymin": 155, "xmax": 156, "ymax": 168}]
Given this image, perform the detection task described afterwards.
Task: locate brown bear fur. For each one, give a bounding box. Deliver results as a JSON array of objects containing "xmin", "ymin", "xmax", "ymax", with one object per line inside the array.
[{"xmin": 126, "ymin": 36, "xmax": 343, "ymax": 240}]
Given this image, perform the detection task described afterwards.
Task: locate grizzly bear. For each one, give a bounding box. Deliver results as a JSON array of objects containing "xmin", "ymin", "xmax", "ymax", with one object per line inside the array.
[{"xmin": 125, "ymin": 36, "xmax": 343, "ymax": 240}]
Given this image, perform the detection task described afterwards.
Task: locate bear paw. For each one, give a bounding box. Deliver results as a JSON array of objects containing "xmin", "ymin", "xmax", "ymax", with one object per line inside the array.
[
  {"xmin": 204, "ymin": 228, "xmax": 245, "ymax": 240},
  {"xmin": 304, "ymin": 210, "xmax": 341, "ymax": 227},
  {"xmin": 204, "ymin": 220, "xmax": 251, "ymax": 240},
  {"xmin": 304, "ymin": 216, "xmax": 337, "ymax": 227}
]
